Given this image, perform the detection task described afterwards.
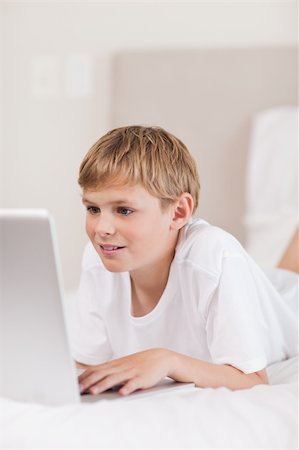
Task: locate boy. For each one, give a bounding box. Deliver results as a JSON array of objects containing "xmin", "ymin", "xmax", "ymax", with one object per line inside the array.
[{"xmin": 70, "ymin": 125, "xmax": 297, "ymax": 396}]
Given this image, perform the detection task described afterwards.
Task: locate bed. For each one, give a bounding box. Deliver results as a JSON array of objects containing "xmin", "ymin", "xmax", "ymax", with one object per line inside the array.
[
  {"xmin": 1, "ymin": 354, "xmax": 298, "ymax": 449},
  {"xmin": 1, "ymin": 47, "xmax": 298, "ymax": 450}
]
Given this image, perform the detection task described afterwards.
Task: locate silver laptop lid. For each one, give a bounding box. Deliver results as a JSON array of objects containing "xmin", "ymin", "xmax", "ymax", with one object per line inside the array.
[{"xmin": 0, "ymin": 209, "xmax": 80, "ymax": 405}]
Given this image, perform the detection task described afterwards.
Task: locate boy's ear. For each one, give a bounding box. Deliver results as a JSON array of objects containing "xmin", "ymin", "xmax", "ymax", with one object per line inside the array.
[{"xmin": 170, "ymin": 193, "xmax": 194, "ymax": 230}]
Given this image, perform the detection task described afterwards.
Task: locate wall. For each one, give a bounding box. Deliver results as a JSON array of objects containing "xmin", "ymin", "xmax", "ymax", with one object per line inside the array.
[{"xmin": 0, "ymin": 1, "xmax": 297, "ymax": 291}]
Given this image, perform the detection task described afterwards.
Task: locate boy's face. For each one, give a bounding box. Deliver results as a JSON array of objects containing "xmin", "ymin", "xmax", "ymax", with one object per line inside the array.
[{"xmin": 82, "ymin": 184, "xmax": 179, "ymax": 275}]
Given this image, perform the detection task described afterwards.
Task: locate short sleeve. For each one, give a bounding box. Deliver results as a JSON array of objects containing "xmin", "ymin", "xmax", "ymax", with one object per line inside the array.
[
  {"xmin": 205, "ymin": 253, "xmax": 268, "ymax": 374},
  {"xmin": 67, "ymin": 269, "xmax": 113, "ymax": 365}
]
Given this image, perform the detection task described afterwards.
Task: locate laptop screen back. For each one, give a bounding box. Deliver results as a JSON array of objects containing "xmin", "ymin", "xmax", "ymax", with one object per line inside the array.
[{"xmin": 0, "ymin": 209, "xmax": 79, "ymax": 405}]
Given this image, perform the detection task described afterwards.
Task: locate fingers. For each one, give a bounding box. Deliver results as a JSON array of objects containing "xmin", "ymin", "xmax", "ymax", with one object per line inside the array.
[
  {"xmin": 80, "ymin": 368, "xmax": 120, "ymax": 393},
  {"xmin": 118, "ymin": 377, "xmax": 143, "ymax": 396},
  {"xmin": 83, "ymin": 371, "xmax": 130, "ymax": 395},
  {"xmin": 78, "ymin": 361, "xmax": 109, "ymax": 383},
  {"xmin": 78, "ymin": 350, "xmax": 170, "ymax": 396},
  {"xmin": 79, "ymin": 367, "xmax": 146, "ymax": 396},
  {"xmin": 79, "ymin": 361, "xmax": 137, "ymax": 395}
]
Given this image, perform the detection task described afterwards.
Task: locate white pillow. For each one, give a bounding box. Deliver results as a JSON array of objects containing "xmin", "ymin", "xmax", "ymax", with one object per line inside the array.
[{"xmin": 244, "ymin": 106, "xmax": 298, "ymax": 268}]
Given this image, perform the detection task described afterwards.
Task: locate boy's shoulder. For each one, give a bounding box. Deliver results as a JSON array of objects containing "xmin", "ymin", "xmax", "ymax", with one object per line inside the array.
[
  {"xmin": 175, "ymin": 218, "xmax": 245, "ymax": 275},
  {"xmin": 178, "ymin": 217, "xmax": 243, "ymax": 250}
]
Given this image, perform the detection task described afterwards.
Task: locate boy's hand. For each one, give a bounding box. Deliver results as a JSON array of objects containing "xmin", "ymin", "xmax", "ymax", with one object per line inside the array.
[
  {"xmin": 78, "ymin": 349, "xmax": 268, "ymax": 394},
  {"xmin": 78, "ymin": 348, "xmax": 174, "ymax": 396}
]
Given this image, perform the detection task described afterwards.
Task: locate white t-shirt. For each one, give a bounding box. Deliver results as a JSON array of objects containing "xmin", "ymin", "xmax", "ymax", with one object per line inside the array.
[{"xmin": 68, "ymin": 218, "xmax": 298, "ymax": 374}]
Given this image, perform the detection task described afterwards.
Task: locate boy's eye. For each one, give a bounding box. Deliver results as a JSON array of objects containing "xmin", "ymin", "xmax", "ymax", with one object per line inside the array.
[
  {"xmin": 117, "ymin": 207, "xmax": 133, "ymax": 216},
  {"xmin": 87, "ymin": 206, "xmax": 100, "ymax": 215}
]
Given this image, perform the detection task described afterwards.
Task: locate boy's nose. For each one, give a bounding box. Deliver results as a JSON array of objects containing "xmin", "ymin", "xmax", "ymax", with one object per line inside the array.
[{"xmin": 95, "ymin": 215, "xmax": 116, "ymax": 236}]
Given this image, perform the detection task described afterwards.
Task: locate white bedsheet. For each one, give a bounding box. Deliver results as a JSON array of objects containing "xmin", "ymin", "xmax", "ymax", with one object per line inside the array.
[{"xmin": 1, "ymin": 356, "xmax": 298, "ymax": 450}]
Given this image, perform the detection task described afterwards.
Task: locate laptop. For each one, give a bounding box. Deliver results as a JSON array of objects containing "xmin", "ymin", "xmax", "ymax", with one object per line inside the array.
[{"xmin": 0, "ymin": 209, "xmax": 194, "ymax": 405}]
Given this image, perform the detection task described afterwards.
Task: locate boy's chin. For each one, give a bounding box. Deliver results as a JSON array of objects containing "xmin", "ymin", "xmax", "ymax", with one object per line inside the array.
[
  {"xmin": 105, "ymin": 266, "xmax": 127, "ymax": 273},
  {"xmin": 100, "ymin": 259, "xmax": 129, "ymax": 273}
]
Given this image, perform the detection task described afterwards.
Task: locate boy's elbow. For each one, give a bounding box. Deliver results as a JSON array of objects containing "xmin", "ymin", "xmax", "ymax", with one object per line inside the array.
[
  {"xmin": 255, "ymin": 368, "xmax": 269, "ymax": 385},
  {"xmin": 227, "ymin": 366, "xmax": 269, "ymax": 390},
  {"xmin": 244, "ymin": 368, "xmax": 269, "ymax": 388}
]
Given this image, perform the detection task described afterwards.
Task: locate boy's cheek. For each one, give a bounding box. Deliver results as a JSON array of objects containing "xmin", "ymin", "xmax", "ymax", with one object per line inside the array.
[{"xmin": 85, "ymin": 221, "xmax": 94, "ymax": 238}]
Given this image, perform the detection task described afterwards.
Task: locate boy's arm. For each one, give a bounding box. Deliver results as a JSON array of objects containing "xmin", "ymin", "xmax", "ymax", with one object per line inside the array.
[
  {"xmin": 169, "ymin": 350, "xmax": 268, "ymax": 389},
  {"xmin": 78, "ymin": 348, "xmax": 268, "ymax": 396}
]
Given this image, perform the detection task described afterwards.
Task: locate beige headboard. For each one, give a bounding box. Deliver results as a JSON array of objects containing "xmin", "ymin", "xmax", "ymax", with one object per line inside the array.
[{"xmin": 109, "ymin": 48, "xmax": 297, "ymax": 244}]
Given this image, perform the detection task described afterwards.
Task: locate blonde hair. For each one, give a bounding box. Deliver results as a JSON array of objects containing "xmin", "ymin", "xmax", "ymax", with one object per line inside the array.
[{"xmin": 78, "ymin": 125, "xmax": 200, "ymax": 211}]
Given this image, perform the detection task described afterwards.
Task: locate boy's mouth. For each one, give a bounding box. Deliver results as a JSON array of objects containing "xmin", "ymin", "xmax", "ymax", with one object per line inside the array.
[
  {"xmin": 99, "ymin": 244, "xmax": 126, "ymax": 255},
  {"xmin": 100, "ymin": 244, "xmax": 125, "ymax": 250}
]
